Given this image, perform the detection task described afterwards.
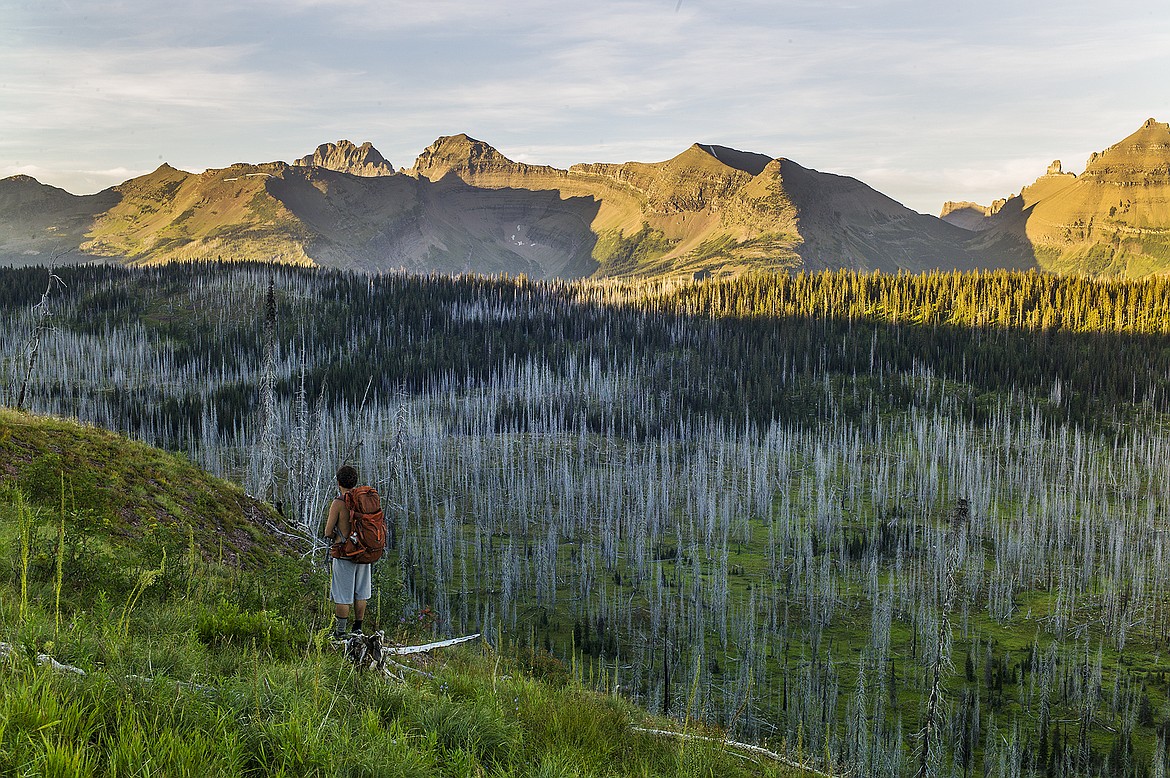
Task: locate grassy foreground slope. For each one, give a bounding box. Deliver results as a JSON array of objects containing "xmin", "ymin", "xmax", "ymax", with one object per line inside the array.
[
  {"xmin": 0, "ymin": 409, "xmax": 812, "ymax": 777},
  {"xmin": 0, "ymin": 406, "xmax": 294, "ymax": 568}
]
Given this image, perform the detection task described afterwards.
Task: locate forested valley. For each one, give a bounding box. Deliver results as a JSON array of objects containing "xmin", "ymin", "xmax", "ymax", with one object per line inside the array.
[{"xmin": 4, "ymin": 262, "xmax": 1170, "ymax": 777}]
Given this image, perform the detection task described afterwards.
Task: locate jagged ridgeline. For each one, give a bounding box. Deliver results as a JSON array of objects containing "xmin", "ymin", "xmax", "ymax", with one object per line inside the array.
[
  {"xmin": 8, "ymin": 120, "xmax": 1170, "ymax": 279},
  {"xmin": 4, "ymin": 263, "xmax": 1170, "ymax": 776},
  {"xmin": 0, "ymin": 134, "xmax": 1026, "ymax": 278}
]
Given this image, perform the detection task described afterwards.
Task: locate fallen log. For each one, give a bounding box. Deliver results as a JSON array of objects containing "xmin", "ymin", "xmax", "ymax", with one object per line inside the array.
[
  {"xmin": 386, "ymin": 633, "xmax": 481, "ymax": 655},
  {"xmin": 37, "ymin": 654, "xmax": 85, "ymax": 675},
  {"xmin": 337, "ymin": 631, "xmax": 481, "ymax": 677},
  {"xmin": 631, "ymin": 726, "xmax": 847, "ymax": 777}
]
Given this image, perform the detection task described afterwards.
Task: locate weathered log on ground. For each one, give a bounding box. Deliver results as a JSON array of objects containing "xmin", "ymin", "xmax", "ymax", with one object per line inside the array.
[
  {"xmin": 337, "ymin": 631, "xmax": 481, "ymax": 678},
  {"xmin": 631, "ymin": 726, "xmax": 848, "ymax": 777}
]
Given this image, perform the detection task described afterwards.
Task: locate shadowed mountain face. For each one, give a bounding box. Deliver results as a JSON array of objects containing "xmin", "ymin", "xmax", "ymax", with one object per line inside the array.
[
  {"xmin": 760, "ymin": 158, "xmax": 1024, "ymax": 273},
  {"xmin": 267, "ymin": 165, "xmax": 601, "ymax": 276},
  {"xmin": 0, "ymin": 133, "xmax": 1044, "ymax": 277},
  {"xmin": 0, "ymin": 176, "xmax": 119, "ymax": 267},
  {"xmin": 942, "ymin": 119, "xmax": 1170, "ymax": 277},
  {"xmin": 404, "ymin": 135, "xmax": 1028, "ymax": 276}
]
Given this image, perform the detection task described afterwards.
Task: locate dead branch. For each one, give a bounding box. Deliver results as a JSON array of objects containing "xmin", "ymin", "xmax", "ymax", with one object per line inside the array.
[
  {"xmin": 336, "ymin": 631, "xmax": 481, "ymax": 678},
  {"xmin": 387, "ymin": 633, "xmax": 481, "ymax": 655},
  {"xmin": 37, "ymin": 654, "xmax": 85, "ymax": 675},
  {"xmin": 631, "ymin": 726, "xmax": 848, "ymax": 777}
]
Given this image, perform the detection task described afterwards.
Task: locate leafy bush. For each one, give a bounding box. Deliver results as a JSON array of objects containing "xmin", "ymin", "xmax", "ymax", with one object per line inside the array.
[{"xmin": 517, "ymin": 646, "xmax": 571, "ymax": 688}]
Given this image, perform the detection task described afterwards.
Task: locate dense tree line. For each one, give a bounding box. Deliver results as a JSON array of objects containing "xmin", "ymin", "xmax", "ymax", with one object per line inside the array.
[{"xmin": 4, "ymin": 264, "xmax": 1168, "ymax": 438}]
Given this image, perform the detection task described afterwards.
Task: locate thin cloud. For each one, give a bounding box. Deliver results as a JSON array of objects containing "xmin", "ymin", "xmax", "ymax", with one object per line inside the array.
[{"xmin": 3, "ymin": 0, "xmax": 1169, "ymax": 211}]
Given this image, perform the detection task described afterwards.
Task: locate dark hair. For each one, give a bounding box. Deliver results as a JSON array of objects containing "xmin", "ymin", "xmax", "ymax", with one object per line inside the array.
[{"xmin": 336, "ymin": 465, "xmax": 359, "ymax": 489}]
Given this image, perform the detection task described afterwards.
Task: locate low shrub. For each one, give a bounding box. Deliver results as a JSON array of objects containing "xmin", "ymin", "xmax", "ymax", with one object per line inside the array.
[{"xmin": 195, "ymin": 600, "xmax": 302, "ymax": 660}]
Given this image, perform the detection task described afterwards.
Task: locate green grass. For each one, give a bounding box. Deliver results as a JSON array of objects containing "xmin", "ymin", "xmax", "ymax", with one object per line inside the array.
[
  {"xmin": 0, "ymin": 409, "xmax": 812, "ymax": 777},
  {"xmin": 0, "ymin": 406, "xmax": 290, "ymax": 569},
  {"xmin": 0, "ymin": 551, "xmax": 806, "ymax": 778},
  {"xmin": 592, "ymin": 224, "xmax": 677, "ymax": 277},
  {"xmin": 1035, "ymin": 235, "xmax": 1170, "ymax": 278}
]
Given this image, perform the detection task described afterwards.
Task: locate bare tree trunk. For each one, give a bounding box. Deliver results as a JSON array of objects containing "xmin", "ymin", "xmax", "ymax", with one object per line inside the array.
[
  {"xmin": 14, "ymin": 270, "xmax": 66, "ymax": 411},
  {"xmin": 256, "ymin": 279, "xmax": 278, "ymax": 502}
]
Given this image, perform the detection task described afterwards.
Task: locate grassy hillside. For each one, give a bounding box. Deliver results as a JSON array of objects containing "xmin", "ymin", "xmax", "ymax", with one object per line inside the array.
[
  {"xmin": 0, "ymin": 406, "xmax": 292, "ymax": 568},
  {"xmin": 80, "ymin": 163, "xmax": 315, "ymax": 266},
  {"xmin": 0, "ymin": 409, "xmax": 813, "ymax": 777}
]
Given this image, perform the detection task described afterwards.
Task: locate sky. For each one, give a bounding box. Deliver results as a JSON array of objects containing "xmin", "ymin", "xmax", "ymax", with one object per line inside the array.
[{"xmin": 2, "ymin": 0, "xmax": 1168, "ymax": 215}]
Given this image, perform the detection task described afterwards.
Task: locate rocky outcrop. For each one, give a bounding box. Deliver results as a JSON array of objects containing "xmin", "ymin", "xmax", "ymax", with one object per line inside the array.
[
  {"xmin": 957, "ymin": 120, "xmax": 1170, "ymax": 275},
  {"xmin": 294, "ymin": 140, "xmax": 395, "ymax": 177},
  {"xmin": 407, "ymin": 134, "xmax": 567, "ymax": 186},
  {"xmin": 941, "ymin": 201, "xmax": 997, "ymax": 231},
  {"xmin": 1017, "ymin": 161, "xmax": 1077, "ymax": 207}
]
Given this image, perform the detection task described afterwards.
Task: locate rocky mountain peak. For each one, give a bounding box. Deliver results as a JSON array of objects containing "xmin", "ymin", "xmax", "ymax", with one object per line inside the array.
[
  {"xmin": 1019, "ymin": 160, "xmax": 1076, "ymax": 199},
  {"xmin": 940, "ymin": 201, "xmax": 997, "ymax": 231},
  {"xmin": 1082, "ymin": 119, "xmax": 1170, "ymax": 183},
  {"xmin": 684, "ymin": 144, "xmax": 774, "ymax": 176},
  {"xmin": 408, "ymin": 134, "xmax": 522, "ymax": 181},
  {"xmin": 294, "ymin": 140, "xmax": 394, "ymax": 177}
]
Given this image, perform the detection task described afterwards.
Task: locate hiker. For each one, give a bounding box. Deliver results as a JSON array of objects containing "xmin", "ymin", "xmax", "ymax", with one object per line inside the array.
[{"xmin": 323, "ymin": 464, "xmax": 384, "ymax": 639}]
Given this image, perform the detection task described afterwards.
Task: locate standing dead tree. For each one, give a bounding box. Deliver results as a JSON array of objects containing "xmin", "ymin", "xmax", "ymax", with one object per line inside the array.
[
  {"xmin": 915, "ymin": 498, "xmax": 969, "ymax": 778},
  {"xmin": 340, "ymin": 375, "xmax": 375, "ymax": 466},
  {"xmin": 13, "ymin": 270, "xmax": 67, "ymax": 412},
  {"xmin": 256, "ymin": 279, "xmax": 279, "ymax": 502},
  {"xmin": 285, "ymin": 357, "xmax": 333, "ymax": 537}
]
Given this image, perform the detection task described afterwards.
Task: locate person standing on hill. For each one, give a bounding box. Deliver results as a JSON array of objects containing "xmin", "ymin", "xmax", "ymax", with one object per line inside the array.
[{"xmin": 323, "ymin": 464, "xmax": 382, "ymax": 639}]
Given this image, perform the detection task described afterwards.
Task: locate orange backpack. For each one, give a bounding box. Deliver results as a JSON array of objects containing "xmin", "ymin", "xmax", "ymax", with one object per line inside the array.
[{"xmin": 330, "ymin": 486, "xmax": 386, "ymax": 564}]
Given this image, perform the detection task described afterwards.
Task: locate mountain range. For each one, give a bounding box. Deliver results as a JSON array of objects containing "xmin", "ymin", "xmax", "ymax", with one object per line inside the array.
[{"xmin": 2, "ymin": 121, "xmax": 1168, "ymax": 278}]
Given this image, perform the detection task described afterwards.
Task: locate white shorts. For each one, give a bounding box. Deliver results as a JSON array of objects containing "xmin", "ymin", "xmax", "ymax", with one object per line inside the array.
[{"xmin": 330, "ymin": 558, "xmax": 372, "ymax": 605}]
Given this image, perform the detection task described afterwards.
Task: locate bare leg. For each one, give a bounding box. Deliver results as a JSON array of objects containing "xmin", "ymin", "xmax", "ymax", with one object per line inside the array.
[
  {"xmin": 354, "ymin": 600, "xmax": 367, "ymax": 621},
  {"xmin": 334, "ymin": 603, "xmax": 351, "ymax": 619}
]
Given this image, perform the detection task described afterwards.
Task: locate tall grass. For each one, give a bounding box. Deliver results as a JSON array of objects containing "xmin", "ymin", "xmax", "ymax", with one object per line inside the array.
[
  {"xmin": 54, "ymin": 471, "xmax": 65, "ymax": 634},
  {"xmin": 4, "ymin": 486, "xmax": 36, "ymax": 625},
  {"xmin": 116, "ymin": 548, "xmax": 165, "ymax": 640}
]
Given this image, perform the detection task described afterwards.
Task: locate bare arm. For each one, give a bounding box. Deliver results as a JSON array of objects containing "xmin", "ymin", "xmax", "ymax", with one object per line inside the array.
[{"xmin": 324, "ymin": 498, "xmax": 350, "ymax": 540}]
